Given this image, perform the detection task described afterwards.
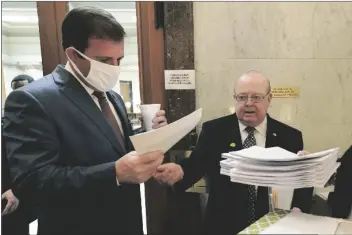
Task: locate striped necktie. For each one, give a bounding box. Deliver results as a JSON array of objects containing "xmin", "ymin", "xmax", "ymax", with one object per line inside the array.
[{"xmin": 243, "ymin": 126, "xmax": 257, "ymax": 224}]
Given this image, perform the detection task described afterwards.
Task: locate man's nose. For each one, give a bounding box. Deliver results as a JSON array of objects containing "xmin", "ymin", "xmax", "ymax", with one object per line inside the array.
[{"xmin": 245, "ymin": 98, "xmax": 255, "ymax": 106}]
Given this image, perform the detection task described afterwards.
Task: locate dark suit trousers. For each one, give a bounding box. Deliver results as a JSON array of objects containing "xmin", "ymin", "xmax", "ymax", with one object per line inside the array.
[{"xmin": 2, "ymin": 205, "xmax": 30, "ymax": 235}]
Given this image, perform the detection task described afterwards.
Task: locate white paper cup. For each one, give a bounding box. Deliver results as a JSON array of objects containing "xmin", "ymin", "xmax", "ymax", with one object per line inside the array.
[{"xmin": 139, "ymin": 104, "xmax": 161, "ymax": 131}]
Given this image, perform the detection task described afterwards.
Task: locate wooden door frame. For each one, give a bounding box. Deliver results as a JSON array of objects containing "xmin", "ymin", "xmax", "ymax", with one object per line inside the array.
[
  {"xmin": 37, "ymin": 1, "xmax": 68, "ymax": 75},
  {"xmin": 136, "ymin": 2, "xmax": 166, "ymax": 107}
]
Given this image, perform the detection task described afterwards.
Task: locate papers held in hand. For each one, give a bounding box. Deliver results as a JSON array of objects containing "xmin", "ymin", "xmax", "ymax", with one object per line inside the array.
[
  {"xmin": 220, "ymin": 146, "xmax": 340, "ymax": 188},
  {"xmin": 129, "ymin": 109, "xmax": 202, "ymax": 155}
]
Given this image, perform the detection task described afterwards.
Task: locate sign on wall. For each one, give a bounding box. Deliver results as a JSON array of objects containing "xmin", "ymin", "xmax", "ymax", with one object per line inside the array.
[
  {"xmin": 164, "ymin": 70, "xmax": 195, "ymax": 90},
  {"xmin": 272, "ymin": 87, "xmax": 300, "ymax": 98}
]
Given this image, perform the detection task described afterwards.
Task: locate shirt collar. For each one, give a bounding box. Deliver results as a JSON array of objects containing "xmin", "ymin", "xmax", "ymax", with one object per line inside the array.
[
  {"xmin": 239, "ymin": 116, "xmax": 267, "ymax": 137},
  {"xmin": 64, "ymin": 62, "xmax": 94, "ymax": 96}
]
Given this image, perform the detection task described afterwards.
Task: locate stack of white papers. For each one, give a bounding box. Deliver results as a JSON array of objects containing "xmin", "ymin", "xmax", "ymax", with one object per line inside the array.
[{"xmin": 220, "ymin": 146, "xmax": 340, "ymax": 188}]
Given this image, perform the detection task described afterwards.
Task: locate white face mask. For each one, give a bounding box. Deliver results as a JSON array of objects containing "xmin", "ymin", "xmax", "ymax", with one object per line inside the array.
[{"xmin": 66, "ymin": 47, "xmax": 120, "ymax": 92}]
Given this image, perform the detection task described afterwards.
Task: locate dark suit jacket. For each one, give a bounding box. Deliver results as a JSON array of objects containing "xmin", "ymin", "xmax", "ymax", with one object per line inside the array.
[
  {"xmin": 3, "ymin": 65, "xmax": 143, "ymax": 235},
  {"xmin": 2, "ymin": 117, "xmax": 12, "ymax": 194},
  {"xmin": 174, "ymin": 114, "xmax": 313, "ymax": 235},
  {"xmin": 2, "ymin": 115, "xmax": 37, "ymax": 228},
  {"xmin": 329, "ymin": 145, "xmax": 352, "ymax": 218}
]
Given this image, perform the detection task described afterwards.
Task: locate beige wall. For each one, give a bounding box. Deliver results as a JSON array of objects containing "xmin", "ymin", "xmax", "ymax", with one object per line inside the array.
[{"xmin": 194, "ymin": 2, "xmax": 352, "ymax": 154}]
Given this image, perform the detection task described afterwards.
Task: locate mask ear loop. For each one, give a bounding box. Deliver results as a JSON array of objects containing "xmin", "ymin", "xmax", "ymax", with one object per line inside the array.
[
  {"xmin": 71, "ymin": 47, "xmax": 93, "ymax": 62},
  {"xmin": 65, "ymin": 48, "xmax": 88, "ymax": 79}
]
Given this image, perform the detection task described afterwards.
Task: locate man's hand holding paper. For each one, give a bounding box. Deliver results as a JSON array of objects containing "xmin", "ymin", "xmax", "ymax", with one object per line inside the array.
[
  {"xmin": 154, "ymin": 163, "xmax": 184, "ymax": 185},
  {"xmin": 115, "ymin": 150, "xmax": 164, "ymax": 184}
]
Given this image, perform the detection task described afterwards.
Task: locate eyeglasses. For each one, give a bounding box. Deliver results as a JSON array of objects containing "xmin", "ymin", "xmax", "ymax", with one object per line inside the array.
[{"xmin": 234, "ymin": 91, "xmax": 270, "ymax": 103}]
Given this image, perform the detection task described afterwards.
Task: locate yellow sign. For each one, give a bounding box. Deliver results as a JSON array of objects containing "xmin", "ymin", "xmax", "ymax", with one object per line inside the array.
[{"xmin": 272, "ymin": 87, "xmax": 300, "ymax": 98}]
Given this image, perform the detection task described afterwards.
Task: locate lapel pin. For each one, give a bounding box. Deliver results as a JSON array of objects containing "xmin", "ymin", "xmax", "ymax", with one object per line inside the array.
[
  {"xmin": 273, "ymin": 133, "xmax": 277, "ymax": 136},
  {"xmin": 230, "ymin": 142, "xmax": 236, "ymax": 147}
]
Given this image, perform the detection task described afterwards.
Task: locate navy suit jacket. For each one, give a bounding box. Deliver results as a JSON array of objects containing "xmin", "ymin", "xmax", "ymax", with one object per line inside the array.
[
  {"xmin": 174, "ymin": 114, "xmax": 314, "ymax": 235},
  {"xmin": 3, "ymin": 65, "xmax": 143, "ymax": 235},
  {"xmin": 329, "ymin": 145, "xmax": 352, "ymax": 218}
]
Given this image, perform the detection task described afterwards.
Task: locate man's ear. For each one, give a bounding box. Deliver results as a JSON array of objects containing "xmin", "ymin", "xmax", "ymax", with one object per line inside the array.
[{"xmin": 268, "ymin": 93, "xmax": 273, "ymax": 103}]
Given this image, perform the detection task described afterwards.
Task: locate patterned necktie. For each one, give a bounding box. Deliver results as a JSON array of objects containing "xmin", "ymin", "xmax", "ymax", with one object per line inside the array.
[
  {"xmin": 93, "ymin": 91, "xmax": 126, "ymax": 153},
  {"xmin": 243, "ymin": 126, "xmax": 257, "ymax": 224}
]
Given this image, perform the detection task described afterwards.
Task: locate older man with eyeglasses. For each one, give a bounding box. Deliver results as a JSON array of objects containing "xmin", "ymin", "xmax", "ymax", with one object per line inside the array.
[{"xmin": 154, "ymin": 70, "xmax": 313, "ymax": 235}]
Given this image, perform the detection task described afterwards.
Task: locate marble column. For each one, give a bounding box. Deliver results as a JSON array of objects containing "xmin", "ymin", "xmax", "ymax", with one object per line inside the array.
[{"xmin": 164, "ymin": 1, "xmax": 198, "ymax": 150}]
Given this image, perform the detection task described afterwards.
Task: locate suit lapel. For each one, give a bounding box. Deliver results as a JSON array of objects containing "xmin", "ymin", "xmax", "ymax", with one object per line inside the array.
[
  {"xmin": 52, "ymin": 65, "xmax": 124, "ymax": 156},
  {"xmin": 265, "ymin": 115, "xmax": 280, "ymax": 148},
  {"xmin": 227, "ymin": 115, "xmax": 243, "ymax": 152}
]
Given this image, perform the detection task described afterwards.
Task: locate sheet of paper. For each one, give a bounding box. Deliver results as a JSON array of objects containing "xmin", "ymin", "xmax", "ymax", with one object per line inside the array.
[
  {"xmin": 129, "ymin": 108, "xmax": 202, "ymax": 155},
  {"xmin": 261, "ymin": 212, "xmax": 340, "ymax": 234},
  {"xmin": 335, "ymin": 221, "xmax": 352, "ymax": 234}
]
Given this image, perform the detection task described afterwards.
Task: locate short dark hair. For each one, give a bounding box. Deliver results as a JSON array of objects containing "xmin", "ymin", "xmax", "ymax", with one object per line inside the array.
[
  {"xmin": 11, "ymin": 74, "xmax": 35, "ymax": 90},
  {"xmin": 61, "ymin": 6, "xmax": 126, "ymax": 53}
]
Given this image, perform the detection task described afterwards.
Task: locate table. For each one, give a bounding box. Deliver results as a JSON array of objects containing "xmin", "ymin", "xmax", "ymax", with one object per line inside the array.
[
  {"xmin": 239, "ymin": 209, "xmax": 352, "ymax": 234},
  {"xmin": 239, "ymin": 209, "xmax": 289, "ymax": 234}
]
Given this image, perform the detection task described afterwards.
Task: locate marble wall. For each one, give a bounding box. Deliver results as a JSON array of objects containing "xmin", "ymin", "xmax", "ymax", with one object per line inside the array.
[{"xmin": 194, "ymin": 2, "xmax": 352, "ymax": 154}]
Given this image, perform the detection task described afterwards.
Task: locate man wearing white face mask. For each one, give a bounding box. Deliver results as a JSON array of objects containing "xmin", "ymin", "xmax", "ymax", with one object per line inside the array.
[{"xmin": 3, "ymin": 6, "xmax": 167, "ymax": 235}]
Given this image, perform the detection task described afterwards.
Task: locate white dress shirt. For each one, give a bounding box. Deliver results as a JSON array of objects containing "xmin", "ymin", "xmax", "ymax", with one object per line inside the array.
[
  {"xmin": 238, "ymin": 117, "xmax": 267, "ymax": 148},
  {"xmin": 238, "ymin": 117, "xmax": 268, "ymax": 193},
  {"xmin": 64, "ymin": 62, "xmax": 124, "ymax": 185}
]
